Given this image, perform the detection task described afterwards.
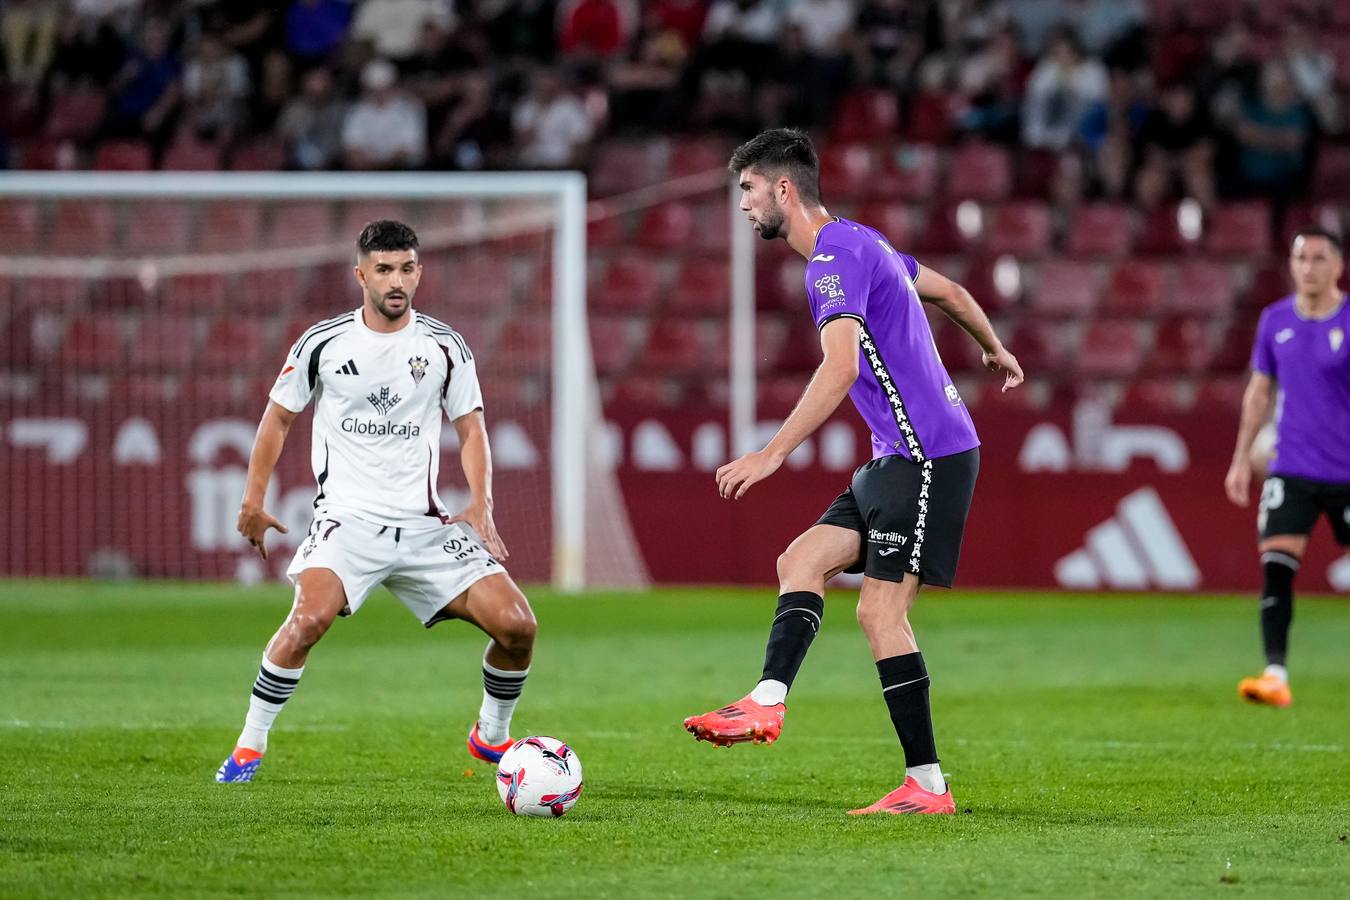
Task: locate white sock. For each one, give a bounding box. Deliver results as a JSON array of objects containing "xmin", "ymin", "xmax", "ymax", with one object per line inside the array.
[
  {"xmin": 749, "ymin": 679, "xmax": 788, "ymax": 706},
  {"xmin": 479, "ymin": 650, "xmax": 529, "ymax": 745},
  {"xmin": 237, "ymin": 656, "xmax": 305, "ymax": 753},
  {"xmin": 1263, "ymin": 664, "xmax": 1289, "ymax": 683},
  {"xmin": 907, "ymin": 763, "xmax": 946, "ymax": 794}
]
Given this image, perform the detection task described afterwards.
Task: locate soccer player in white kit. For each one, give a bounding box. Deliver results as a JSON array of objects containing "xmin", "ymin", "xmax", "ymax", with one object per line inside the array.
[{"xmin": 216, "ymin": 220, "xmax": 537, "ymax": 782}]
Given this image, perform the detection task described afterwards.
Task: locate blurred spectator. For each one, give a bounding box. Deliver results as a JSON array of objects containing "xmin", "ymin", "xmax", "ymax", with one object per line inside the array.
[
  {"xmin": 1007, "ymin": 0, "xmax": 1066, "ymax": 56},
  {"xmin": 646, "ymin": 0, "xmax": 708, "ymax": 56},
  {"xmin": 787, "ymin": 0, "xmax": 855, "ymax": 58},
  {"xmin": 352, "ymin": 0, "xmax": 455, "ymax": 62},
  {"xmin": 1196, "ymin": 20, "xmax": 1259, "ymax": 130},
  {"xmin": 1070, "ymin": 0, "xmax": 1144, "ymax": 59},
  {"xmin": 607, "ymin": 26, "xmax": 687, "ymax": 131},
  {"xmin": 42, "ymin": 15, "xmax": 126, "ymax": 90},
  {"xmin": 1235, "ymin": 60, "xmax": 1314, "ymax": 200},
  {"xmin": 785, "ymin": 0, "xmax": 854, "ymax": 125},
  {"xmin": 285, "ymin": 0, "xmax": 353, "ymax": 66},
  {"xmin": 2, "ymin": 0, "xmax": 60, "ymax": 85},
  {"xmin": 939, "ymin": 0, "xmax": 1009, "ymax": 51},
  {"xmin": 105, "ymin": 17, "xmax": 181, "ymax": 146},
  {"xmin": 955, "ymin": 23, "xmax": 1026, "ymax": 142},
  {"xmin": 253, "ymin": 50, "xmax": 295, "ymax": 134},
  {"xmin": 558, "ymin": 0, "xmax": 633, "ymax": 60},
  {"xmin": 431, "ymin": 70, "xmax": 499, "ymax": 169},
  {"xmin": 1021, "ymin": 26, "xmax": 1106, "ymax": 150},
  {"xmin": 681, "ymin": 0, "xmax": 782, "ymax": 126},
  {"xmin": 702, "ymin": 0, "xmax": 781, "ymax": 47},
  {"xmin": 852, "ymin": 0, "xmax": 927, "ymax": 90},
  {"xmin": 512, "ymin": 67, "xmax": 592, "ymax": 168},
  {"xmin": 482, "ymin": 0, "xmax": 558, "ymax": 61},
  {"xmin": 341, "ymin": 58, "xmax": 427, "ymax": 169},
  {"xmin": 278, "ymin": 65, "xmax": 348, "ymax": 170},
  {"xmin": 202, "ymin": 0, "xmax": 279, "ymax": 71},
  {"xmin": 1133, "ymin": 80, "xmax": 1215, "ymax": 210},
  {"xmin": 1278, "ymin": 15, "xmax": 1338, "ymax": 132},
  {"xmin": 181, "ymin": 32, "xmax": 251, "ymax": 143}
]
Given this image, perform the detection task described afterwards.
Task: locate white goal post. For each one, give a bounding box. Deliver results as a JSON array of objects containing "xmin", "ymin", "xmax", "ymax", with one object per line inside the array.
[{"xmin": 0, "ymin": 171, "xmax": 604, "ymax": 592}]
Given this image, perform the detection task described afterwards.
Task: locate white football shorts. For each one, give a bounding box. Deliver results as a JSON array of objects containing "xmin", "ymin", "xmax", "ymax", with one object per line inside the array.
[{"xmin": 285, "ymin": 515, "xmax": 504, "ymax": 626}]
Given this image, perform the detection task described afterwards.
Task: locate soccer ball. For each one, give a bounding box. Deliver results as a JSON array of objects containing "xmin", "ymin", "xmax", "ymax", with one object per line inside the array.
[{"xmin": 495, "ymin": 736, "xmax": 583, "ymax": 817}]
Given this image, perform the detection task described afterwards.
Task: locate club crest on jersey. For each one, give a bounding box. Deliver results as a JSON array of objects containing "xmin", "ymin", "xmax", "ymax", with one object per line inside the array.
[
  {"xmin": 1332, "ymin": 327, "xmax": 1344, "ymax": 352},
  {"xmin": 367, "ymin": 386, "xmax": 402, "ymax": 415},
  {"xmin": 408, "ymin": 356, "xmax": 429, "ymax": 385}
]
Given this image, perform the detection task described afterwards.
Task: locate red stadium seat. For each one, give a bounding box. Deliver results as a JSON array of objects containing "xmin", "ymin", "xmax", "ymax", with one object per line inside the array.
[
  {"xmin": 44, "ymin": 84, "xmax": 106, "ymax": 141},
  {"xmin": 607, "ymin": 375, "xmax": 681, "ymax": 407},
  {"xmin": 1195, "ymin": 376, "xmax": 1247, "ymax": 411},
  {"xmin": 199, "ymin": 202, "xmax": 264, "ymax": 252},
  {"xmin": 589, "ymin": 317, "xmax": 639, "ymax": 376},
  {"xmin": 1171, "ymin": 260, "xmax": 1234, "ymax": 315},
  {"xmin": 1210, "ymin": 322, "xmax": 1258, "ymax": 372},
  {"xmin": 961, "ymin": 254, "xmax": 1020, "ymax": 314},
  {"xmin": 931, "ymin": 318, "xmax": 984, "ymax": 374},
  {"xmin": 986, "ymin": 202, "xmax": 1051, "ymax": 256},
  {"xmin": 122, "ymin": 201, "xmax": 192, "ymax": 255},
  {"xmin": 669, "ymin": 139, "xmax": 731, "ymax": 179},
  {"xmin": 161, "ymin": 137, "xmax": 223, "ymax": 171},
  {"xmin": 1075, "ymin": 321, "xmax": 1144, "ymax": 378},
  {"xmin": 589, "ymin": 140, "xmax": 669, "ymax": 196},
  {"xmin": 1312, "ymin": 144, "xmax": 1350, "ymax": 199},
  {"xmin": 947, "ymin": 143, "xmax": 1012, "ymax": 202},
  {"xmin": 637, "ymin": 202, "xmax": 696, "ymax": 250},
  {"xmin": 0, "ymin": 201, "xmax": 43, "ymax": 252},
  {"xmin": 707, "ymin": 318, "xmax": 787, "ymax": 374},
  {"xmin": 755, "ymin": 250, "xmax": 805, "ymax": 312},
  {"xmin": 592, "ymin": 253, "xmax": 663, "ymax": 313},
  {"xmin": 669, "ymin": 258, "xmax": 729, "ymax": 315},
  {"xmin": 831, "ymin": 89, "xmax": 899, "ymax": 142},
  {"xmin": 1146, "ymin": 316, "xmax": 1213, "ymax": 373},
  {"xmin": 1242, "ymin": 262, "xmax": 1290, "ymax": 313},
  {"xmin": 1205, "ymin": 202, "xmax": 1271, "ymax": 258},
  {"xmin": 269, "ymin": 203, "xmax": 335, "ymax": 249},
  {"xmin": 200, "ymin": 318, "xmax": 273, "ymax": 370},
  {"xmin": 876, "ymin": 145, "xmax": 939, "ymax": 201},
  {"xmin": 130, "ymin": 317, "xmax": 199, "ymax": 370},
  {"xmin": 777, "ymin": 319, "xmax": 823, "ymax": 373},
  {"xmin": 62, "ymin": 315, "xmax": 126, "ymax": 369},
  {"xmin": 757, "ymin": 375, "xmax": 808, "ymax": 412},
  {"xmin": 1135, "ymin": 204, "xmax": 1197, "ymax": 256},
  {"xmin": 50, "ymin": 201, "xmax": 116, "ymax": 254},
  {"xmin": 690, "ymin": 199, "xmax": 731, "ymax": 253},
  {"xmin": 1007, "ymin": 320, "xmax": 1070, "ymax": 374},
  {"xmin": 817, "ymin": 143, "xmax": 876, "ymax": 200},
  {"xmin": 1065, "ymin": 204, "xmax": 1134, "ymax": 258},
  {"xmin": 1102, "ymin": 261, "xmax": 1168, "ymax": 317},
  {"xmin": 161, "ymin": 272, "xmax": 231, "ymax": 313},
  {"xmin": 233, "ymin": 267, "xmax": 309, "ymax": 313},
  {"xmin": 912, "ymin": 202, "xmax": 977, "ymax": 255},
  {"xmin": 341, "ymin": 202, "xmax": 409, "ymax": 238},
  {"xmin": 639, "ymin": 320, "xmax": 708, "ymax": 375},
  {"xmin": 1119, "ymin": 379, "xmax": 1191, "ymax": 415},
  {"xmin": 492, "ymin": 316, "xmax": 551, "ymax": 374},
  {"xmin": 1015, "ymin": 150, "xmax": 1061, "ymax": 199},
  {"xmin": 93, "ymin": 139, "xmax": 152, "ymax": 172},
  {"xmin": 0, "ymin": 319, "xmax": 36, "ymax": 367},
  {"xmin": 1029, "ymin": 260, "xmax": 1100, "ymax": 317},
  {"xmin": 27, "ymin": 276, "xmax": 90, "ymax": 307},
  {"xmin": 904, "ymin": 90, "xmax": 953, "ymax": 143},
  {"xmin": 586, "ymin": 206, "xmax": 628, "ymax": 248},
  {"xmin": 229, "ymin": 136, "xmax": 287, "ymax": 171},
  {"xmin": 855, "ymin": 202, "xmax": 912, "ymax": 248},
  {"xmin": 179, "ymin": 375, "xmax": 240, "ymax": 406}
]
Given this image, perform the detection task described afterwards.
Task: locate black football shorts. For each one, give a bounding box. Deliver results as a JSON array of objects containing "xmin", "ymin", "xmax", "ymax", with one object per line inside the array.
[{"xmin": 1259, "ymin": 474, "xmax": 1350, "ymax": 545}]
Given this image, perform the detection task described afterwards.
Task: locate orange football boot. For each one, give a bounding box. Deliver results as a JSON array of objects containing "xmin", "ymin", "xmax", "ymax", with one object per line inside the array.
[
  {"xmin": 683, "ymin": 695, "xmax": 785, "ymax": 746},
  {"xmin": 1238, "ymin": 673, "xmax": 1292, "ymax": 707},
  {"xmin": 848, "ymin": 776, "xmax": 955, "ymax": 815}
]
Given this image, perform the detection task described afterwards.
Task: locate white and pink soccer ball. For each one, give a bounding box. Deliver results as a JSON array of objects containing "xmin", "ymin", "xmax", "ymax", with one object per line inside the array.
[{"xmin": 495, "ymin": 736, "xmax": 584, "ymax": 818}]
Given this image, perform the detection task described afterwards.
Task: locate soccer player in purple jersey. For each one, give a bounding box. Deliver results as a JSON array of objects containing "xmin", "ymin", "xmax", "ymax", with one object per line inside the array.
[
  {"xmin": 683, "ymin": 129, "xmax": 1023, "ymax": 814},
  {"xmin": 1225, "ymin": 227, "xmax": 1350, "ymax": 708}
]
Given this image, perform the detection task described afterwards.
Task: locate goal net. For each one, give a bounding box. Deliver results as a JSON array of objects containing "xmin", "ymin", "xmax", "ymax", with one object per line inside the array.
[{"xmin": 0, "ymin": 171, "xmax": 647, "ymax": 591}]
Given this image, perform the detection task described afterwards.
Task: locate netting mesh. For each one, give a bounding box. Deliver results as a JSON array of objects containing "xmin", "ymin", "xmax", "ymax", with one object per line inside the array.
[{"xmin": 0, "ymin": 190, "xmax": 644, "ymax": 588}]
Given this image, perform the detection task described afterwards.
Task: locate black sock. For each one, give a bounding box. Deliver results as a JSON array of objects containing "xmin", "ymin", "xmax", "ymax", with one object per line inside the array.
[
  {"xmin": 760, "ymin": 591, "xmax": 824, "ymax": 691},
  {"xmin": 877, "ymin": 652, "xmax": 938, "ymax": 767},
  {"xmin": 1259, "ymin": 551, "xmax": 1297, "ymax": 667}
]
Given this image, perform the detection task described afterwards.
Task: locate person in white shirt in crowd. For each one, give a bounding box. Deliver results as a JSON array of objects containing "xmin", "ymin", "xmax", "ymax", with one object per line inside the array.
[
  {"xmin": 342, "ymin": 58, "xmax": 427, "ymax": 170},
  {"xmin": 511, "ymin": 67, "xmax": 593, "ymax": 169}
]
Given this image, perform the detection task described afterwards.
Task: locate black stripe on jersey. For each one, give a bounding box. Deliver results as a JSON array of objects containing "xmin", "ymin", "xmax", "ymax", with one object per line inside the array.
[
  {"xmin": 292, "ymin": 314, "xmax": 354, "ymax": 358},
  {"xmin": 290, "ymin": 312, "xmax": 350, "ymax": 354},
  {"xmin": 421, "ymin": 315, "xmax": 472, "ymax": 362},
  {"xmin": 859, "ymin": 324, "xmax": 926, "ymax": 462},
  {"xmin": 313, "ymin": 441, "xmax": 330, "ymax": 508},
  {"xmin": 436, "ymin": 342, "xmax": 454, "ymax": 399},
  {"xmin": 818, "ymin": 311, "xmax": 865, "ymax": 330},
  {"xmin": 308, "ymin": 334, "xmax": 341, "ymax": 390},
  {"xmin": 424, "ymin": 446, "xmax": 449, "ymax": 522}
]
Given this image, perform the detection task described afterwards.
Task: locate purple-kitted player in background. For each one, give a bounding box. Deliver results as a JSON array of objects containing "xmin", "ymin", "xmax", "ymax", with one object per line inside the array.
[
  {"xmin": 1226, "ymin": 227, "xmax": 1350, "ymax": 709},
  {"xmin": 683, "ymin": 128, "xmax": 1023, "ymax": 816}
]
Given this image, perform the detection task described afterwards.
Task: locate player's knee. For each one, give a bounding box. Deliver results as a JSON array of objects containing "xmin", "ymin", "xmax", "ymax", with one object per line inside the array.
[
  {"xmin": 776, "ymin": 547, "xmax": 818, "ymax": 586},
  {"xmin": 496, "ymin": 604, "xmax": 537, "ymax": 655},
  {"xmin": 284, "ymin": 609, "xmax": 333, "ymax": 650}
]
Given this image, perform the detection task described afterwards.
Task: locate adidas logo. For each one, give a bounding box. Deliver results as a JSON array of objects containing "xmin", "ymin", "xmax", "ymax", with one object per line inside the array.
[
  {"xmin": 338, "ymin": 360, "xmax": 360, "ymax": 375},
  {"xmin": 1054, "ymin": 487, "xmax": 1200, "ymax": 589}
]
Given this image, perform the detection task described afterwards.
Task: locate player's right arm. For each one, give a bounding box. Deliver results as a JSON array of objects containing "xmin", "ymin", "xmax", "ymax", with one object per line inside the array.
[
  {"xmin": 912, "ymin": 264, "xmax": 1023, "ymax": 391},
  {"xmin": 237, "ymin": 401, "xmax": 296, "ymax": 560},
  {"xmin": 1225, "ymin": 372, "xmax": 1274, "ymax": 508}
]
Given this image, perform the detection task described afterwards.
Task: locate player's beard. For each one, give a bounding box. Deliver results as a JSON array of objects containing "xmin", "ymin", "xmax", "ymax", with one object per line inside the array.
[
  {"xmin": 372, "ymin": 290, "xmax": 411, "ymax": 321},
  {"xmin": 756, "ymin": 199, "xmax": 786, "ymax": 241}
]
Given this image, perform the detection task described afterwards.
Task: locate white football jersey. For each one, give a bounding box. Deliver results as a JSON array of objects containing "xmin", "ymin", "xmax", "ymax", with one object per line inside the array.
[{"xmin": 270, "ymin": 308, "xmax": 483, "ymax": 529}]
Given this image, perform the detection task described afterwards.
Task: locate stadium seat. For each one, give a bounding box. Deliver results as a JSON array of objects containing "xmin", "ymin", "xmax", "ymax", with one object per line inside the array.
[
  {"xmin": 88, "ymin": 275, "xmax": 151, "ymax": 310},
  {"xmin": 831, "ymin": 89, "xmax": 899, "ymax": 142},
  {"xmin": 589, "ymin": 317, "xmax": 641, "ymax": 376},
  {"xmin": 776, "ymin": 319, "xmax": 824, "ymax": 373},
  {"xmin": 0, "ymin": 201, "xmax": 43, "ymax": 252},
  {"xmin": 669, "ymin": 258, "xmax": 729, "ymax": 315},
  {"xmin": 200, "ymin": 318, "xmax": 273, "ymax": 370},
  {"xmin": 27, "ymin": 276, "xmax": 90, "ymax": 307},
  {"xmin": 303, "ymin": 263, "xmax": 356, "ymax": 310},
  {"xmin": 1146, "ymin": 316, "xmax": 1213, "ymax": 373},
  {"xmin": 586, "ymin": 206, "xmax": 628, "ymax": 247},
  {"xmin": 1205, "ymin": 202, "xmax": 1271, "ymax": 258},
  {"xmin": 50, "ymin": 201, "xmax": 116, "ymax": 254},
  {"xmin": 592, "ymin": 253, "xmax": 663, "ymax": 313},
  {"xmin": 1074, "ymin": 320, "xmax": 1144, "ymax": 378},
  {"xmin": 639, "ymin": 319, "xmax": 708, "ymax": 375},
  {"xmin": 1028, "ymin": 260, "xmax": 1100, "ymax": 317},
  {"xmin": 269, "ymin": 203, "xmax": 335, "ymax": 249},
  {"xmin": 690, "ymin": 200, "xmax": 731, "ymax": 253},
  {"xmin": 161, "ymin": 272, "xmax": 231, "ymax": 313},
  {"xmin": 0, "ymin": 320, "xmax": 35, "ymax": 367},
  {"xmin": 636, "ymin": 202, "xmax": 696, "ymax": 250},
  {"xmin": 1171, "ymin": 260, "xmax": 1234, "ymax": 315},
  {"xmin": 947, "ymin": 143, "xmax": 1012, "ymax": 202},
  {"xmin": 18, "ymin": 137, "xmax": 71, "ymax": 170},
  {"xmin": 435, "ymin": 254, "xmax": 513, "ymax": 313},
  {"xmin": 93, "ymin": 140, "xmax": 153, "ymax": 172},
  {"xmin": 229, "ymin": 137, "xmax": 287, "ymax": 171},
  {"xmin": 1065, "ymin": 204, "xmax": 1133, "ymax": 258},
  {"xmin": 493, "ymin": 317, "xmax": 551, "ymax": 374},
  {"xmin": 1195, "ymin": 376, "xmax": 1247, "ymax": 411},
  {"xmin": 1007, "ymin": 320, "xmax": 1070, "ymax": 374},
  {"xmin": 62, "ymin": 315, "xmax": 126, "ymax": 369},
  {"xmin": 757, "ymin": 375, "xmax": 809, "ymax": 412},
  {"xmin": 875, "ymin": 144, "xmax": 939, "ymax": 201},
  {"xmin": 1135, "ymin": 204, "xmax": 1197, "ymax": 256},
  {"xmin": 122, "ymin": 201, "xmax": 193, "ymax": 255},
  {"xmin": 341, "ymin": 202, "xmax": 409, "ymax": 238},
  {"xmin": 931, "ymin": 318, "xmax": 984, "ymax": 374},
  {"xmin": 607, "ymin": 375, "xmax": 681, "ymax": 407},
  {"xmin": 1102, "ymin": 261, "xmax": 1168, "ymax": 317},
  {"xmin": 199, "ymin": 202, "xmax": 264, "ymax": 252},
  {"xmin": 904, "ymin": 90, "xmax": 953, "ymax": 143},
  {"xmin": 1241, "ymin": 263, "xmax": 1290, "ymax": 313},
  {"xmin": 233, "ymin": 267, "xmax": 309, "ymax": 313},
  {"xmin": 589, "ymin": 140, "xmax": 669, "ymax": 196},
  {"xmin": 855, "ymin": 202, "xmax": 912, "ymax": 248},
  {"xmin": 112, "ymin": 375, "xmax": 174, "ymax": 405},
  {"xmin": 1210, "ymin": 322, "xmax": 1258, "ymax": 372},
  {"xmin": 754, "ymin": 251, "xmax": 805, "ymax": 312},
  {"xmin": 817, "ymin": 143, "xmax": 876, "ymax": 200},
  {"xmin": 668, "ymin": 139, "xmax": 731, "ymax": 179},
  {"xmin": 160, "ymin": 138, "xmax": 223, "ymax": 171},
  {"xmin": 961, "ymin": 254, "xmax": 1020, "ymax": 313},
  {"xmin": 912, "ymin": 202, "xmax": 977, "ymax": 255},
  {"xmin": 1119, "ymin": 379, "xmax": 1191, "ymax": 415},
  {"xmin": 1015, "ymin": 149, "xmax": 1061, "ymax": 199},
  {"xmin": 130, "ymin": 317, "xmax": 199, "ymax": 370},
  {"xmin": 44, "ymin": 84, "xmax": 106, "ymax": 141},
  {"xmin": 1312, "ymin": 144, "xmax": 1350, "ymax": 199},
  {"xmin": 708, "ymin": 318, "xmax": 787, "ymax": 374},
  {"xmin": 986, "ymin": 202, "xmax": 1051, "ymax": 256},
  {"xmin": 178, "ymin": 374, "xmax": 241, "ymax": 406}
]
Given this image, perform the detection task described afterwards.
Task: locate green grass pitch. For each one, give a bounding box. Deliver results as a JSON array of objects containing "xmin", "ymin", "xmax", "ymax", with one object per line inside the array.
[{"xmin": 2, "ymin": 579, "xmax": 1348, "ymax": 898}]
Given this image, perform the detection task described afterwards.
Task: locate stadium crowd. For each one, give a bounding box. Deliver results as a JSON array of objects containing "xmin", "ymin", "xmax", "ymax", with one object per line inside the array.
[{"xmin": 1, "ymin": 0, "xmax": 1346, "ymax": 210}]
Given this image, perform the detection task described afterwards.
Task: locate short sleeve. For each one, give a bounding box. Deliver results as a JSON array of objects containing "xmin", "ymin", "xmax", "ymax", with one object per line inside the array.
[
  {"xmin": 442, "ymin": 352, "xmax": 484, "ymax": 420},
  {"xmin": 804, "ymin": 245, "xmax": 870, "ymax": 330},
  {"xmin": 897, "ymin": 252, "xmax": 919, "ymax": 281},
  {"xmin": 269, "ymin": 343, "xmax": 315, "ymax": 413},
  {"xmin": 1250, "ymin": 308, "xmax": 1276, "ymax": 377}
]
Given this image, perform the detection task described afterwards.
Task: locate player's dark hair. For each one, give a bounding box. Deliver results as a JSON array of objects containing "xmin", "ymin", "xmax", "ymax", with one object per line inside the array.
[
  {"xmin": 1291, "ymin": 226, "xmax": 1342, "ymax": 255},
  {"xmin": 728, "ymin": 128, "xmax": 821, "ymax": 205},
  {"xmin": 357, "ymin": 219, "xmax": 419, "ymax": 256}
]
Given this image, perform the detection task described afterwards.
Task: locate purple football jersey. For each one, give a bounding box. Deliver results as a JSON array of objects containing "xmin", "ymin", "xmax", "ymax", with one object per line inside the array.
[
  {"xmin": 802, "ymin": 218, "xmax": 980, "ymax": 462},
  {"xmin": 1251, "ymin": 294, "xmax": 1350, "ymax": 483}
]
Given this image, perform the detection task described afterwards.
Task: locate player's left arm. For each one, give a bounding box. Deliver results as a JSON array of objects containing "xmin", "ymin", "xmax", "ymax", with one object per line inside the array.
[
  {"xmin": 716, "ymin": 318, "xmax": 861, "ymax": 500},
  {"xmin": 450, "ymin": 409, "xmax": 508, "ymax": 559},
  {"xmin": 913, "ymin": 264, "xmax": 1024, "ymax": 391}
]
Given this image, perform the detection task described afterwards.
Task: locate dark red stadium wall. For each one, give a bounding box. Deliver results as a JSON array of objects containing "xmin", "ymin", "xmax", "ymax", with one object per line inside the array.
[{"xmin": 2, "ymin": 399, "xmax": 1347, "ymax": 592}]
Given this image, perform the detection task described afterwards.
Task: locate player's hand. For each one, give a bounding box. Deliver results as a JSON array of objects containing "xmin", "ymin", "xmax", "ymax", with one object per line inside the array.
[
  {"xmin": 237, "ymin": 505, "xmax": 288, "ymax": 561},
  {"xmin": 450, "ymin": 502, "xmax": 509, "ymax": 560},
  {"xmin": 983, "ymin": 346, "xmax": 1024, "ymax": 392},
  {"xmin": 1225, "ymin": 459, "xmax": 1252, "ymax": 507},
  {"xmin": 716, "ymin": 449, "xmax": 784, "ymax": 500}
]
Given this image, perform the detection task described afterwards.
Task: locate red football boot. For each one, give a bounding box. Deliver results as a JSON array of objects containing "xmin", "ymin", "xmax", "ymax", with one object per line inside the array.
[
  {"xmin": 848, "ymin": 776, "xmax": 956, "ymax": 815},
  {"xmin": 683, "ymin": 695, "xmax": 785, "ymax": 746}
]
